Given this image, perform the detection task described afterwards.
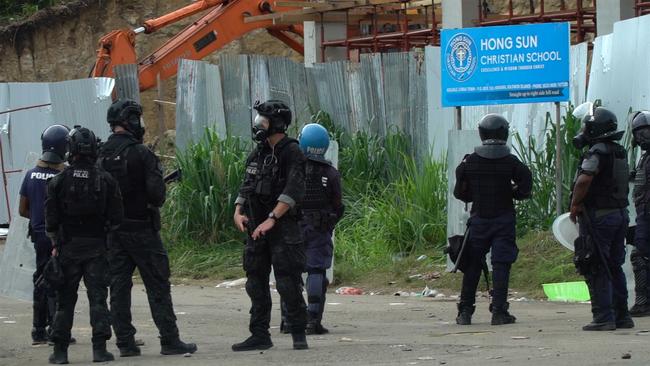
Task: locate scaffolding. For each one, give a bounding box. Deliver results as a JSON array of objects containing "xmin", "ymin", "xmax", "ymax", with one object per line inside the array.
[
  {"xmin": 477, "ymin": 0, "xmax": 597, "ymax": 43},
  {"xmin": 635, "ymin": 0, "xmax": 650, "ymax": 16}
]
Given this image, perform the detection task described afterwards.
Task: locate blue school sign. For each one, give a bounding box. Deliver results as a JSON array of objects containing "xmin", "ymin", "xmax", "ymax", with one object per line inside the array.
[{"xmin": 441, "ymin": 22, "xmax": 570, "ymax": 107}]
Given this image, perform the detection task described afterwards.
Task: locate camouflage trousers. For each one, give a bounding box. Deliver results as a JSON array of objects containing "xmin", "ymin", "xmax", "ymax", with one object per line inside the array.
[
  {"xmin": 50, "ymin": 253, "xmax": 111, "ymax": 345},
  {"xmin": 108, "ymin": 228, "xmax": 179, "ymax": 347}
]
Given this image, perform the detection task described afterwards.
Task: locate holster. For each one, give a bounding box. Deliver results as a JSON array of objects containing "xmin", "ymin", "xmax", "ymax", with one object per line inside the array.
[{"xmin": 573, "ymin": 234, "xmax": 598, "ymax": 276}]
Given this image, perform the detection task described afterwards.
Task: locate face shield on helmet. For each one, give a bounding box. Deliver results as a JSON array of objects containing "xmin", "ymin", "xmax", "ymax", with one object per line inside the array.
[{"xmin": 252, "ymin": 114, "xmax": 271, "ymax": 142}]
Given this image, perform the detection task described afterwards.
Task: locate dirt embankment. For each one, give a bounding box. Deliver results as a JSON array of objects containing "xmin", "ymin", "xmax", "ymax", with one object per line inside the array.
[{"xmin": 0, "ymin": 0, "xmax": 301, "ymax": 130}]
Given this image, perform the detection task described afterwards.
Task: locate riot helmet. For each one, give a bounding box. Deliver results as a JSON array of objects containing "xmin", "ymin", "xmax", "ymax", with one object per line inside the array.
[
  {"xmin": 632, "ymin": 111, "xmax": 650, "ymax": 150},
  {"xmin": 299, "ymin": 123, "xmax": 330, "ymax": 157},
  {"xmin": 573, "ymin": 106, "xmax": 622, "ymax": 149},
  {"xmin": 67, "ymin": 126, "xmax": 98, "ymax": 161},
  {"xmin": 107, "ymin": 99, "xmax": 145, "ymax": 140},
  {"xmin": 478, "ymin": 114, "xmax": 509, "ymax": 144},
  {"xmin": 252, "ymin": 100, "xmax": 292, "ymax": 142},
  {"xmin": 41, "ymin": 124, "xmax": 70, "ymax": 164}
]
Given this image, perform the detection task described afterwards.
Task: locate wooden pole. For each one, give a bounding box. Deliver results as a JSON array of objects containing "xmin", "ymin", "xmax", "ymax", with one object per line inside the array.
[{"xmin": 555, "ymin": 101, "xmax": 562, "ymax": 215}]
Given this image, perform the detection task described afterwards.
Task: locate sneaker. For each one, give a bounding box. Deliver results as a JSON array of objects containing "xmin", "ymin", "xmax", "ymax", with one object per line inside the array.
[{"xmin": 232, "ymin": 335, "xmax": 273, "ymax": 352}]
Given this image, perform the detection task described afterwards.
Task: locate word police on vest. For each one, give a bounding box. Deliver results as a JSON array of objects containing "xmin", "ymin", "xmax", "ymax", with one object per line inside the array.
[
  {"xmin": 31, "ymin": 172, "xmax": 57, "ymax": 180},
  {"xmin": 72, "ymin": 170, "xmax": 89, "ymax": 179}
]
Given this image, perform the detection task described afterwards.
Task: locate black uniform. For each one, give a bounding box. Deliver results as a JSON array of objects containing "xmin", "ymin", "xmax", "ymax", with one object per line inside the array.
[
  {"xmin": 574, "ymin": 142, "xmax": 630, "ymax": 326},
  {"xmin": 454, "ymin": 147, "xmax": 532, "ymax": 318},
  {"xmin": 45, "ymin": 159, "xmax": 123, "ymax": 347},
  {"xmin": 632, "ymin": 151, "xmax": 650, "ymax": 313},
  {"xmin": 98, "ymin": 132, "xmax": 179, "ymax": 348},
  {"xmin": 236, "ymin": 136, "xmax": 308, "ymax": 337}
]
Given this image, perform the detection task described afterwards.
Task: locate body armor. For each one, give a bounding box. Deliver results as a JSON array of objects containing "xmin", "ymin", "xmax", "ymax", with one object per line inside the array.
[
  {"xmin": 633, "ymin": 153, "xmax": 650, "ymax": 208},
  {"xmin": 59, "ymin": 165, "xmax": 106, "ymax": 236},
  {"xmin": 463, "ymin": 154, "xmax": 516, "ymax": 218},
  {"xmin": 583, "ymin": 142, "xmax": 629, "ymax": 210},
  {"xmin": 301, "ymin": 159, "xmax": 335, "ymax": 231}
]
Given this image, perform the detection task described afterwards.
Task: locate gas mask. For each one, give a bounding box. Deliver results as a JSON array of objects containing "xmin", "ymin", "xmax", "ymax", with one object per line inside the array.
[
  {"xmin": 252, "ymin": 114, "xmax": 270, "ymax": 142},
  {"xmin": 634, "ymin": 127, "xmax": 650, "ymax": 150},
  {"xmin": 126, "ymin": 113, "xmax": 146, "ymax": 141}
]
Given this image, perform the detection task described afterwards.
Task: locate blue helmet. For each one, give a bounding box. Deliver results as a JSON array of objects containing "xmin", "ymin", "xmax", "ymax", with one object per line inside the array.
[
  {"xmin": 299, "ymin": 123, "xmax": 330, "ymax": 157},
  {"xmin": 41, "ymin": 124, "xmax": 70, "ymax": 164}
]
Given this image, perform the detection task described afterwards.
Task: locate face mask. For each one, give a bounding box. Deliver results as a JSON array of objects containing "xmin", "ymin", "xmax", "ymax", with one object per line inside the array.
[
  {"xmin": 572, "ymin": 133, "xmax": 589, "ymax": 149},
  {"xmin": 252, "ymin": 114, "xmax": 270, "ymax": 142},
  {"xmin": 125, "ymin": 114, "xmax": 145, "ymax": 141},
  {"xmin": 635, "ymin": 128, "xmax": 650, "ymax": 150}
]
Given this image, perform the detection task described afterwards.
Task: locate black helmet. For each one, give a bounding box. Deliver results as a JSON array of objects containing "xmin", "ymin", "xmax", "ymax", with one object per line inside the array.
[
  {"xmin": 254, "ymin": 100, "xmax": 292, "ymax": 129},
  {"xmin": 107, "ymin": 99, "xmax": 145, "ymax": 140},
  {"xmin": 632, "ymin": 111, "xmax": 650, "ymax": 132},
  {"xmin": 582, "ymin": 107, "xmax": 618, "ymax": 140},
  {"xmin": 67, "ymin": 126, "xmax": 98, "ymax": 160},
  {"xmin": 632, "ymin": 111, "xmax": 650, "ymax": 149},
  {"xmin": 478, "ymin": 114, "xmax": 509, "ymax": 143},
  {"xmin": 41, "ymin": 125, "xmax": 70, "ymax": 164}
]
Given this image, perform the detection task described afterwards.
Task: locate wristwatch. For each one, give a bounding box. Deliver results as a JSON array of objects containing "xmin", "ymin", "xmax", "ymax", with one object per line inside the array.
[{"xmin": 268, "ymin": 212, "xmax": 278, "ymax": 221}]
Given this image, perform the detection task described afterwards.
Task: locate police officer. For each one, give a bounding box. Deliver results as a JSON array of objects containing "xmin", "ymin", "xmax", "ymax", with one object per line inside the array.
[
  {"xmin": 453, "ymin": 114, "xmax": 532, "ymax": 326},
  {"xmin": 569, "ymin": 106, "xmax": 634, "ymax": 330},
  {"xmin": 298, "ymin": 123, "xmax": 344, "ymax": 334},
  {"xmin": 45, "ymin": 126, "xmax": 123, "ymax": 364},
  {"xmin": 19, "ymin": 125, "xmax": 68, "ymax": 345},
  {"xmin": 99, "ymin": 99, "xmax": 197, "ymax": 357},
  {"xmin": 628, "ymin": 111, "xmax": 650, "ymax": 317},
  {"xmin": 232, "ymin": 100, "xmax": 308, "ymax": 351}
]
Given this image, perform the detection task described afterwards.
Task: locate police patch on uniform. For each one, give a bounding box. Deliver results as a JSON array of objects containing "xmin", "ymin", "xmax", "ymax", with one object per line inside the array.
[
  {"xmin": 246, "ymin": 163, "xmax": 258, "ymax": 175},
  {"xmin": 73, "ymin": 170, "xmax": 89, "ymax": 179}
]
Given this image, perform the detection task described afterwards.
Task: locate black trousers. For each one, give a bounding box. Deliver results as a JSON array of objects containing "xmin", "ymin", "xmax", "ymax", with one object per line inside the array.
[
  {"xmin": 32, "ymin": 233, "xmax": 56, "ymax": 330},
  {"xmin": 108, "ymin": 228, "xmax": 179, "ymax": 347},
  {"xmin": 50, "ymin": 253, "xmax": 111, "ymax": 346},
  {"xmin": 243, "ymin": 218, "xmax": 307, "ymax": 336}
]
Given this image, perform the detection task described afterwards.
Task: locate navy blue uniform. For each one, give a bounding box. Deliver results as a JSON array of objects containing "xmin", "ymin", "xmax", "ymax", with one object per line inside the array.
[
  {"xmin": 632, "ymin": 152, "xmax": 650, "ymax": 313},
  {"xmin": 575, "ymin": 142, "xmax": 630, "ymax": 325},
  {"xmin": 20, "ymin": 164, "xmax": 61, "ymax": 335},
  {"xmin": 454, "ymin": 150, "xmax": 532, "ymax": 315}
]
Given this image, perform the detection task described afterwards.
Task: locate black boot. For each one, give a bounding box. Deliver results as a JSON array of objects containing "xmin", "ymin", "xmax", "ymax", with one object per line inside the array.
[
  {"xmin": 92, "ymin": 342, "xmax": 115, "ymax": 363},
  {"xmin": 456, "ymin": 303, "xmax": 475, "ymax": 325},
  {"xmin": 291, "ymin": 332, "xmax": 309, "ymax": 350},
  {"xmin": 32, "ymin": 327, "xmax": 49, "ymax": 345},
  {"xmin": 160, "ymin": 337, "xmax": 198, "ymax": 355},
  {"xmin": 615, "ymin": 306, "xmax": 635, "ymax": 329},
  {"xmin": 117, "ymin": 338, "xmax": 141, "ymax": 357},
  {"xmin": 630, "ymin": 303, "xmax": 650, "ymax": 317},
  {"xmin": 48, "ymin": 343, "xmax": 68, "ymax": 364},
  {"xmin": 582, "ymin": 321, "xmax": 616, "ymax": 331},
  {"xmin": 490, "ymin": 303, "xmax": 516, "ymax": 325},
  {"xmin": 631, "ymin": 250, "xmax": 650, "ymax": 317},
  {"xmin": 306, "ymin": 311, "xmax": 329, "ymax": 335},
  {"xmin": 232, "ymin": 335, "xmax": 273, "ymax": 352}
]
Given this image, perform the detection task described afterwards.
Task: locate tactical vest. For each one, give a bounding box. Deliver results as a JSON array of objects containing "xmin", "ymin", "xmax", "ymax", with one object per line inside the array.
[
  {"xmin": 634, "ymin": 153, "xmax": 650, "ymax": 207},
  {"xmin": 60, "ymin": 165, "xmax": 106, "ymax": 234},
  {"xmin": 583, "ymin": 142, "xmax": 629, "ymax": 210},
  {"xmin": 99, "ymin": 136, "xmax": 149, "ymax": 220},
  {"xmin": 302, "ymin": 160, "xmax": 331, "ymax": 212},
  {"xmin": 98, "ymin": 139, "xmax": 137, "ymax": 196},
  {"xmin": 249, "ymin": 138, "xmax": 297, "ymax": 203},
  {"xmin": 463, "ymin": 153, "xmax": 516, "ymax": 218}
]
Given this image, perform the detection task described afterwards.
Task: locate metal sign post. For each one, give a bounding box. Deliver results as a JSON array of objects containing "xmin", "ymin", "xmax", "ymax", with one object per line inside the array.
[{"xmin": 555, "ymin": 101, "xmax": 562, "ymax": 215}]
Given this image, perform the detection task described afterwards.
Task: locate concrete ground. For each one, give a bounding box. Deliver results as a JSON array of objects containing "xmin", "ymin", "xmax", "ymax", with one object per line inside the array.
[{"xmin": 1, "ymin": 284, "xmax": 649, "ymax": 366}]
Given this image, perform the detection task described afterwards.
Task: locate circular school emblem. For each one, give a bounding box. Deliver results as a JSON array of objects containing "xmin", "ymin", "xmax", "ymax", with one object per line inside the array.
[{"xmin": 445, "ymin": 33, "xmax": 478, "ymax": 82}]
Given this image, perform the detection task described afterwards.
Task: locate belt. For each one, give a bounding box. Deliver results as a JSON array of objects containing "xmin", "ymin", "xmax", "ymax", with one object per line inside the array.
[{"xmin": 118, "ymin": 219, "xmax": 153, "ymax": 232}]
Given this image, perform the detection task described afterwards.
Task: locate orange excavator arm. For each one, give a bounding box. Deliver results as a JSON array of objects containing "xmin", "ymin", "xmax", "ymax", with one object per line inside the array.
[{"xmin": 92, "ymin": 0, "xmax": 305, "ymax": 92}]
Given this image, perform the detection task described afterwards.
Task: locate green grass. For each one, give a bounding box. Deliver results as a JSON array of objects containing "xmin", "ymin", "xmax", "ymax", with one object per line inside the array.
[{"xmin": 162, "ymin": 111, "xmax": 584, "ymax": 297}]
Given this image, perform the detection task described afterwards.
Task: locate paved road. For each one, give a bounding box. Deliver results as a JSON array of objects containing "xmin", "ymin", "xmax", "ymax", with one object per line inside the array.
[{"xmin": 1, "ymin": 284, "xmax": 649, "ymax": 365}]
